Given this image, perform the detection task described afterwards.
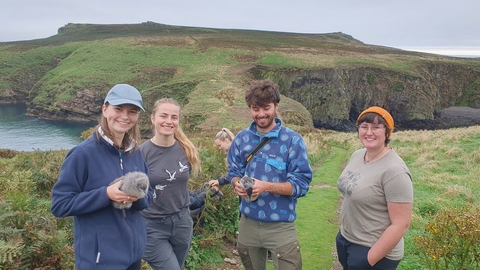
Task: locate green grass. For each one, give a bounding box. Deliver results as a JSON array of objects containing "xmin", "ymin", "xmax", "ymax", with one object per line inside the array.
[
  {"xmin": 297, "ymin": 127, "xmax": 480, "ymax": 270},
  {"xmin": 296, "ymin": 146, "xmax": 350, "ymax": 269},
  {"xmin": 297, "ymin": 188, "xmax": 341, "ymax": 269}
]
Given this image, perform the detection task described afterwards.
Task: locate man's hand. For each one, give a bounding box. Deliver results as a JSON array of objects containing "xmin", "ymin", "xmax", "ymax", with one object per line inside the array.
[
  {"xmin": 232, "ymin": 176, "xmax": 248, "ymax": 199},
  {"xmin": 234, "ymin": 176, "xmax": 272, "ymax": 202},
  {"xmin": 252, "ymin": 179, "xmax": 270, "ymax": 197},
  {"xmin": 234, "ymin": 176, "xmax": 291, "ymax": 200}
]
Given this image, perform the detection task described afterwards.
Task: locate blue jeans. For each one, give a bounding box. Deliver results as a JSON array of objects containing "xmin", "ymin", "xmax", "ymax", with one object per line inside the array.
[
  {"xmin": 336, "ymin": 232, "xmax": 401, "ymax": 270},
  {"xmin": 143, "ymin": 208, "xmax": 193, "ymax": 270}
]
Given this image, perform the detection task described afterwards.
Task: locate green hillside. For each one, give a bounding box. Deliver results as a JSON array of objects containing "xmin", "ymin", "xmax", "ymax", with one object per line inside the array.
[{"xmin": 1, "ymin": 22, "xmax": 479, "ymax": 135}]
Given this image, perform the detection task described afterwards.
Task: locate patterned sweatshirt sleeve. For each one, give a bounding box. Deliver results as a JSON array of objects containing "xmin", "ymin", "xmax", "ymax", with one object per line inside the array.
[
  {"xmin": 286, "ymin": 134, "xmax": 313, "ymax": 198},
  {"xmin": 227, "ymin": 135, "xmax": 246, "ymax": 183}
]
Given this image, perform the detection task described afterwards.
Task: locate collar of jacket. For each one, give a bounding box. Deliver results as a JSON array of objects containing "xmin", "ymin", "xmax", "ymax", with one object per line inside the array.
[{"xmin": 97, "ymin": 126, "xmax": 135, "ymax": 152}]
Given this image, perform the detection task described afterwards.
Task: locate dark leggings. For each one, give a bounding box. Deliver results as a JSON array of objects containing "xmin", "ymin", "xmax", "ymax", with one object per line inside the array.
[
  {"xmin": 336, "ymin": 232, "xmax": 401, "ymax": 270},
  {"xmin": 126, "ymin": 260, "xmax": 141, "ymax": 270}
]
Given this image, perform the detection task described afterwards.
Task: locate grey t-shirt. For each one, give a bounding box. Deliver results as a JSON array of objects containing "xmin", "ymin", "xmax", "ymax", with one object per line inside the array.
[
  {"xmin": 337, "ymin": 148, "xmax": 413, "ymax": 260},
  {"xmin": 139, "ymin": 140, "xmax": 190, "ymax": 218}
]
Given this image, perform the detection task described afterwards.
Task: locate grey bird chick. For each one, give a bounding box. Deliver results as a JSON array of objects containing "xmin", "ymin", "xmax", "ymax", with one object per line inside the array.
[
  {"xmin": 239, "ymin": 175, "xmax": 258, "ymax": 202},
  {"xmin": 109, "ymin": 171, "xmax": 149, "ymax": 209}
]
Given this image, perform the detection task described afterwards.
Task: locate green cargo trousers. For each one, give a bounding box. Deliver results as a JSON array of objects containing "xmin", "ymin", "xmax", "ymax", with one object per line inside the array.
[{"xmin": 236, "ymin": 215, "xmax": 302, "ymax": 270}]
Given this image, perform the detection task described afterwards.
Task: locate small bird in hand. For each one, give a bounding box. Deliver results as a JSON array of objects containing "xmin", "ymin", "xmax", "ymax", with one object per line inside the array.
[
  {"xmin": 239, "ymin": 175, "xmax": 257, "ymax": 202},
  {"xmin": 109, "ymin": 171, "xmax": 149, "ymax": 209}
]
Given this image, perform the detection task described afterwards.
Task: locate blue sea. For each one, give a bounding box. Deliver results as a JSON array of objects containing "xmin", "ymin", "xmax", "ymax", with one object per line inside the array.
[{"xmin": 0, "ymin": 103, "xmax": 95, "ymax": 151}]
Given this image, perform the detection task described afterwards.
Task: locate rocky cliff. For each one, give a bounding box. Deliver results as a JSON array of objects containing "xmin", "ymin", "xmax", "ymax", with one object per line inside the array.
[
  {"xmin": 5, "ymin": 62, "xmax": 480, "ymax": 132},
  {"xmin": 250, "ymin": 63, "xmax": 480, "ymax": 131}
]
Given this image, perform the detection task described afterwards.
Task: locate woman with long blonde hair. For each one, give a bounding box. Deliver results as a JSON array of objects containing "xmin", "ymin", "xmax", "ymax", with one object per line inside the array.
[{"xmin": 139, "ymin": 98, "xmax": 200, "ymax": 270}]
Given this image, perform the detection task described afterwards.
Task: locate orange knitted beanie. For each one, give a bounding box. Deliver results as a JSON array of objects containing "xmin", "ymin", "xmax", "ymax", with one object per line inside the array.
[{"xmin": 357, "ymin": 106, "xmax": 394, "ymax": 137}]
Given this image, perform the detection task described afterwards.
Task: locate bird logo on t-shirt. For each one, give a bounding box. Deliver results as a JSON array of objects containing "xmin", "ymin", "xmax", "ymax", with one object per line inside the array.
[
  {"xmin": 166, "ymin": 170, "xmax": 176, "ymax": 181},
  {"xmin": 153, "ymin": 184, "xmax": 167, "ymax": 200},
  {"xmin": 178, "ymin": 161, "xmax": 189, "ymax": 173}
]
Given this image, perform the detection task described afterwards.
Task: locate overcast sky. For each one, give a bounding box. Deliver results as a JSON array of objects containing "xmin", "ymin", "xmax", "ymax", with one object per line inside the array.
[{"xmin": 1, "ymin": 0, "xmax": 479, "ymax": 56}]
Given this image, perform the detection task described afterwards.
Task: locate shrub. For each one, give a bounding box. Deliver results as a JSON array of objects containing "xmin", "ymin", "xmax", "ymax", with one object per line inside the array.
[
  {"xmin": 0, "ymin": 192, "xmax": 75, "ymax": 269},
  {"xmin": 367, "ymin": 72, "xmax": 375, "ymax": 85},
  {"xmin": 81, "ymin": 127, "xmax": 95, "ymax": 140},
  {"xmin": 184, "ymin": 136, "xmax": 240, "ymax": 269},
  {"xmin": 414, "ymin": 206, "xmax": 480, "ymax": 269},
  {"xmin": 392, "ymin": 81, "xmax": 405, "ymax": 92},
  {"xmin": 0, "ymin": 149, "xmax": 18, "ymax": 159},
  {"xmin": 10, "ymin": 150, "xmax": 68, "ymax": 197}
]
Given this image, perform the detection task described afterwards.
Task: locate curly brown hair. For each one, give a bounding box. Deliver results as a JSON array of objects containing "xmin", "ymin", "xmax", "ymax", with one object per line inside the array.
[{"xmin": 245, "ymin": 79, "xmax": 281, "ymax": 107}]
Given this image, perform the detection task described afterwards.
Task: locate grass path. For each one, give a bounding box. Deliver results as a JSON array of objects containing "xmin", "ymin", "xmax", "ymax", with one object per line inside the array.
[{"xmin": 295, "ymin": 146, "xmax": 350, "ymax": 269}]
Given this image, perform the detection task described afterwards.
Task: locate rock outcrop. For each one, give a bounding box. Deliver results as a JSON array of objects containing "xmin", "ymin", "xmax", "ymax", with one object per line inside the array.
[
  {"xmin": 250, "ymin": 63, "xmax": 480, "ymax": 131},
  {"xmin": 26, "ymin": 89, "xmax": 102, "ymax": 122}
]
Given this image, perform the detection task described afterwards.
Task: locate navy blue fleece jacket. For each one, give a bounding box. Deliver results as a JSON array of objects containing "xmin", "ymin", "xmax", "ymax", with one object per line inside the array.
[{"xmin": 51, "ymin": 133, "xmax": 153, "ymax": 270}]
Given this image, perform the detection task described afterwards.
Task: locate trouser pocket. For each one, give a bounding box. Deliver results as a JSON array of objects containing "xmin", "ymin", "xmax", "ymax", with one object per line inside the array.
[{"xmin": 273, "ymin": 240, "xmax": 302, "ymax": 270}]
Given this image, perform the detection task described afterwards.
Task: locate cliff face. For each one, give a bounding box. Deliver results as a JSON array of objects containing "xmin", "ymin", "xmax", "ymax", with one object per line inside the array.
[
  {"xmin": 4, "ymin": 62, "xmax": 480, "ymax": 132},
  {"xmin": 250, "ymin": 63, "xmax": 480, "ymax": 131},
  {"xmin": 26, "ymin": 88, "xmax": 102, "ymax": 122}
]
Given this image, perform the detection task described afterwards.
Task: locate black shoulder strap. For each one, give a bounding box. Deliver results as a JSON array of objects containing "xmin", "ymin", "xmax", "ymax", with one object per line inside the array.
[{"xmin": 246, "ymin": 137, "xmax": 272, "ymax": 164}]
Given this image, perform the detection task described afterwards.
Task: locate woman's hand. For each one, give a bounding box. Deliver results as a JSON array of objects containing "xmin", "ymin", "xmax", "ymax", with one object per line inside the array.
[
  {"xmin": 107, "ymin": 181, "xmax": 139, "ymax": 204},
  {"xmin": 208, "ymin": 179, "xmax": 219, "ymax": 187}
]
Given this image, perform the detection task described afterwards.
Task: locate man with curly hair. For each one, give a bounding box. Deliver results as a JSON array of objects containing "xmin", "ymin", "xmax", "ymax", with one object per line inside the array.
[{"xmin": 228, "ymin": 79, "xmax": 313, "ymax": 270}]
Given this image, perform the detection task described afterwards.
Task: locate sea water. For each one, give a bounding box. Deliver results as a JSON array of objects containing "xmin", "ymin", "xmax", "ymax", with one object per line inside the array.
[{"xmin": 0, "ymin": 103, "xmax": 95, "ymax": 151}]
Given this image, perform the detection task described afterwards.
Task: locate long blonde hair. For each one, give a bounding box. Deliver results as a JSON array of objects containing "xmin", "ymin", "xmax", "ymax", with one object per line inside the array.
[{"xmin": 151, "ymin": 98, "xmax": 201, "ymax": 176}]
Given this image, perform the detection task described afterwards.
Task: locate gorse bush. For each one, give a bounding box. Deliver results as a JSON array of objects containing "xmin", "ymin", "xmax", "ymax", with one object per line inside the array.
[
  {"xmin": 6, "ymin": 150, "xmax": 68, "ymax": 197},
  {"xmin": 414, "ymin": 206, "xmax": 480, "ymax": 269},
  {"xmin": 200, "ymin": 187, "xmax": 239, "ymax": 235}
]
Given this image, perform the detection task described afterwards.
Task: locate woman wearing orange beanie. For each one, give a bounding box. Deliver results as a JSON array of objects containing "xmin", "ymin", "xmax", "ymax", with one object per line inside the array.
[{"xmin": 336, "ymin": 106, "xmax": 413, "ymax": 269}]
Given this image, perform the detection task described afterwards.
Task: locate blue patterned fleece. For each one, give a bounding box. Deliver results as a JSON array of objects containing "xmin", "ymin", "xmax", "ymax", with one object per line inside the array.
[{"xmin": 227, "ymin": 118, "xmax": 312, "ymax": 222}]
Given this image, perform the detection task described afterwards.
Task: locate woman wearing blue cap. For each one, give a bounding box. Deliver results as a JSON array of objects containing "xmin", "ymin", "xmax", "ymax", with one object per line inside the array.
[{"xmin": 51, "ymin": 84, "xmax": 153, "ymax": 270}]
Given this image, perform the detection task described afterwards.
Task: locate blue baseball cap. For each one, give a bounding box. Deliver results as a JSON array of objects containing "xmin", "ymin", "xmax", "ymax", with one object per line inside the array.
[{"xmin": 104, "ymin": 84, "xmax": 145, "ymax": 111}]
